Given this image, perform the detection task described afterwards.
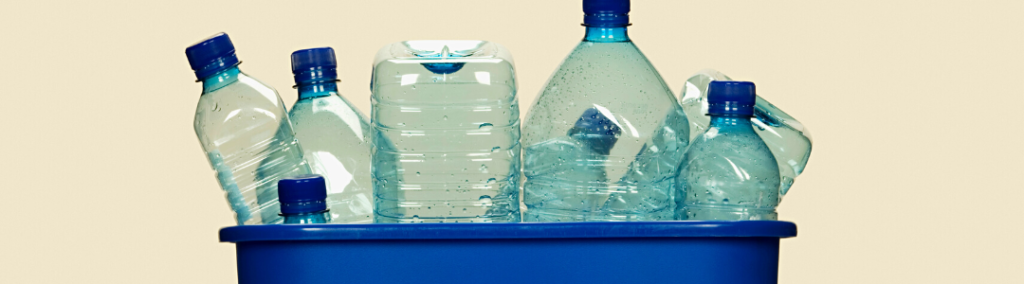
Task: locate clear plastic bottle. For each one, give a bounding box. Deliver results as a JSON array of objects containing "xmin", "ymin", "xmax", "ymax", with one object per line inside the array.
[
  {"xmin": 676, "ymin": 81, "xmax": 780, "ymax": 220},
  {"xmin": 287, "ymin": 47, "xmax": 373, "ymax": 224},
  {"xmin": 522, "ymin": 0, "xmax": 689, "ymax": 222},
  {"xmin": 371, "ymin": 40, "xmax": 522, "ymax": 223},
  {"xmin": 278, "ymin": 175, "xmax": 332, "ymax": 224},
  {"xmin": 187, "ymin": 33, "xmax": 311, "ymax": 225},
  {"xmin": 679, "ymin": 69, "xmax": 812, "ymax": 196}
]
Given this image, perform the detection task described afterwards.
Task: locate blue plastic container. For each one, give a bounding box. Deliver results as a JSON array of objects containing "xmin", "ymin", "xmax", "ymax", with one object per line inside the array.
[{"xmin": 220, "ymin": 221, "xmax": 796, "ymax": 284}]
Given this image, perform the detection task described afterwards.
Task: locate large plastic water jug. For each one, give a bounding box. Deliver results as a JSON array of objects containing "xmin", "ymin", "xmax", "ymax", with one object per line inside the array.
[{"xmin": 371, "ymin": 40, "xmax": 522, "ymax": 223}]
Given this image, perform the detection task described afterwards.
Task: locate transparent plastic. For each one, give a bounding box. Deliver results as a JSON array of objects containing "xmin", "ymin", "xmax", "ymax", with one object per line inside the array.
[
  {"xmin": 676, "ymin": 116, "xmax": 780, "ymax": 220},
  {"xmin": 195, "ymin": 66, "xmax": 311, "ymax": 225},
  {"xmin": 679, "ymin": 69, "xmax": 812, "ymax": 196},
  {"xmin": 289, "ymin": 82, "xmax": 373, "ymax": 224},
  {"xmin": 371, "ymin": 41, "xmax": 521, "ymax": 223},
  {"xmin": 521, "ymin": 27, "xmax": 689, "ymax": 222}
]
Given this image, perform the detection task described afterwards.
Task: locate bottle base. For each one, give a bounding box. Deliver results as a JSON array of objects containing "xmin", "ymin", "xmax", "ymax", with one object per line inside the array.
[
  {"xmin": 676, "ymin": 205, "xmax": 777, "ymax": 221},
  {"xmin": 373, "ymin": 213, "xmax": 521, "ymax": 223},
  {"xmin": 523, "ymin": 208, "xmax": 673, "ymax": 222}
]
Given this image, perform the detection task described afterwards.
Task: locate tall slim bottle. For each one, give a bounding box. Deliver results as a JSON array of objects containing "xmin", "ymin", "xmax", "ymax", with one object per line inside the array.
[
  {"xmin": 288, "ymin": 47, "xmax": 373, "ymax": 224},
  {"xmin": 187, "ymin": 33, "xmax": 311, "ymax": 225},
  {"xmin": 522, "ymin": 0, "xmax": 689, "ymax": 222}
]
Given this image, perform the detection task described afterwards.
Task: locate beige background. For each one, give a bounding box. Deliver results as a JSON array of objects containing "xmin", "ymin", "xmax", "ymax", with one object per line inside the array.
[{"xmin": 1, "ymin": 0, "xmax": 1021, "ymax": 283}]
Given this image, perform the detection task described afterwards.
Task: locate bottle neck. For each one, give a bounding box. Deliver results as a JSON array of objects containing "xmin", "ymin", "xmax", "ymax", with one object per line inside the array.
[
  {"xmin": 708, "ymin": 115, "xmax": 754, "ymax": 129},
  {"xmin": 200, "ymin": 66, "xmax": 241, "ymax": 93},
  {"xmin": 584, "ymin": 26, "xmax": 630, "ymax": 42},
  {"xmin": 282, "ymin": 211, "xmax": 330, "ymax": 224},
  {"xmin": 296, "ymin": 81, "xmax": 339, "ymax": 100}
]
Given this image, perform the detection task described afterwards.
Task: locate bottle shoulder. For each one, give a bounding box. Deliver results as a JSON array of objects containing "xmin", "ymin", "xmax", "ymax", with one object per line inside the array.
[
  {"xmin": 198, "ymin": 74, "xmax": 284, "ymax": 110},
  {"xmin": 194, "ymin": 74, "xmax": 291, "ymax": 140},
  {"xmin": 530, "ymin": 40, "xmax": 674, "ymax": 110},
  {"xmin": 679, "ymin": 126, "xmax": 781, "ymax": 198},
  {"xmin": 686, "ymin": 126, "xmax": 778, "ymax": 170},
  {"xmin": 290, "ymin": 94, "xmax": 371, "ymax": 147},
  {"xmin": 522, "ymin": 40, "xmax": 681, "ymax": 153},
  {"xmin": 291, "ymin": 95, "xmax": 369, "ymax": 123}
]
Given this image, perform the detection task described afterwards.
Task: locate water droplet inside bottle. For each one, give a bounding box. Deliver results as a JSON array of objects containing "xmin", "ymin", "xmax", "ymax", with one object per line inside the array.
[
  {"xmin": 491, "ymin": 146, "xmax": 501, "ymax": 152},
  {"xmin": 478, "ymin": 123, "xmax": 493, "ymax": 131},
  {"xmin": 478, "ymin": 196, "xmax": 493, "ymax": 206},
  {"xmin": 442, "ymin": 115, "xmax": 448, "ymax": 120},
  {"xmin": 486, "ymin": 178, "xmax": 497, "ymax": 184},
  {"xmin": 479, "ymin": 164, "xmax": 489, "ymax": 173}
]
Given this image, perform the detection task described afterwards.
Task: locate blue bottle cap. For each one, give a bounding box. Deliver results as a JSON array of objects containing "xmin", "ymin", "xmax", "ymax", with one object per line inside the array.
[
  {"xmin": 185, "ymin": 33, "xmax": 240, "ymax": 80},
  {"xmin": 291, "ymin": 47, "xmax": 339, "ymax": 85},
  {"xmin": 569, "ymin": 107, "xmax": 622, "ymax": 155},
  {"xmin": 278, "ymin": 174, "xmax": 329, "ymax": 215},
  {"xmin": 583, "ymin": 0, "xmax": 630, "ymax": 27},
  {"xmin": 707, "ymin": 81, "xmax": 757, "ymax": 116}
]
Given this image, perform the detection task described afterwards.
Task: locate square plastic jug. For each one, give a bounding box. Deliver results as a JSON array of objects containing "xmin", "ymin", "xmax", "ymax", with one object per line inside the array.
[{"xmin": 370, "ymin": 40, "xmax": 522, "ymax": 223}]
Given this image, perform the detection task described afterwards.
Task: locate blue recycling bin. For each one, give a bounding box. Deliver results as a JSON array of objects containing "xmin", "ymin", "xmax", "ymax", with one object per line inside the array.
[{"xmin": 220, "ymin": 221, "xmax": 796, "ymax": 284}]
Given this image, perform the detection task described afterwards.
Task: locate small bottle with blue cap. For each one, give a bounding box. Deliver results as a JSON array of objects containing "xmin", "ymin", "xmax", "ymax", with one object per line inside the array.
[
  {"xmin": 522, "ymin": 0, "xmax": 689, "ymax": 222},
  {"xmin": 186, "ymin": 32, "xmax": 311, "ymax": 225},
  {"xmin": 278, "ymin": 174, "xmax": 332, "ymax": 224},
  {"xmin": 678, "ymin": 69, "xmax": 813, "ymax": 199},
  {"xmin": 675, "ymin": 81, "xmax": 781, "ymax": 220},
  {"xmin": 287, "ymin": 47, "xmax": 374, "ymax": 224}
]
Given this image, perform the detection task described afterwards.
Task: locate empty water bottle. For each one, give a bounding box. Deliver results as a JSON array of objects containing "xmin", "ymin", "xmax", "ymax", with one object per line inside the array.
[
  {"xmin": 278, "ymin": 175, "xmax": 331, "ymax": 224},
  {"xmin": 371, "ymin": 40, "xmax": 522, "ymax": 223},
  {"xmin": 679, "ymin": 69, "xmax": 812, "ymax": 196},
  {"xmin": 676, "ymin": 81, "xmax": 780, "ymax": 220},
  {"xmin": 187, "ymin": 33, "xmax": 311, "ymax": 225},
  {"xmin": 288, "ymin": 47, "xmax": 373, "ymax": 224},
  {"xmin": 522, "ymin": 0, "xmax": 689, "ymax": 222}
]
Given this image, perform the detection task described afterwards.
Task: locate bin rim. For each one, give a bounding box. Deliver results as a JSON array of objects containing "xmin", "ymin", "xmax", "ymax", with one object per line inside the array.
[{"xmin": 220, "ymin": 221, "xmax": 796, "ymax": 243}]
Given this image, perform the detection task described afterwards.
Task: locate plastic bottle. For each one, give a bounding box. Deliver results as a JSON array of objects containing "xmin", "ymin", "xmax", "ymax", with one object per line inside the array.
[
  {"xmin": 287, "ymin": 47, "xmax": 373, "ymax": 224},
  {"xmin": 187, "ymin": 33, "xmax": 311, "ymax": 225},
  {"xmin": 522, "ymin": 0, "xmax": 689, "ymax": 222},
  {"xmin": 679, "ymin": 69, "xmax": 812, "ymax": 196},
  {"xmin": 675, "ymin": 81, "xmax": 780, "ymax": 220},
  {"xmin": 278, "ymin": 174, "xmax": 332, "ymax": 224},
  {"xmin": 371, "ymin": 41, "xmax": 522, "ymax": 223}
]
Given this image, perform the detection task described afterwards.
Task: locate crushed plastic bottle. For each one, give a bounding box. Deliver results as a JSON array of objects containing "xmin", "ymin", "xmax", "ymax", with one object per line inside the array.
[
  {"xmin": 676, "ymin": 81, "xmax": 780, "ymax": 220},
  {"xmin": 679, "ymin": 69, "xmax": 811, "ymax": 196}
]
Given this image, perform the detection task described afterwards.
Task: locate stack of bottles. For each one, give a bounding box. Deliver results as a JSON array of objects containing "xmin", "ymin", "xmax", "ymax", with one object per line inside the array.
[{"xmin": 184, "ymin": 0, "xmax": 812, "ymax": 225}]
